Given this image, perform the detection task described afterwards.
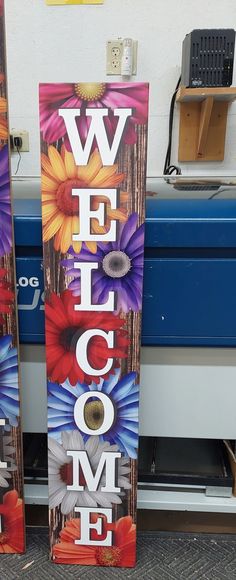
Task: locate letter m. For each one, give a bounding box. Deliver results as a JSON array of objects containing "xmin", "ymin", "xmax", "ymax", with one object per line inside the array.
[{"xmin": 66, "ymin": 450, "xmax": 121, "ymax": 493}]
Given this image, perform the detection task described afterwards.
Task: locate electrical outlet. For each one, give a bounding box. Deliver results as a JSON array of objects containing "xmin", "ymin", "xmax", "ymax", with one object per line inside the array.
[
  {"xmin": 10, "ymin": 130, "xmax": 29, "ymax": 152},
  {"xmin": 106, "ymin": 40, "xmax": 123, "ymax": 75},
  {"xmin": 106, "ymin": 39, "xmax": 138, "ymax": 75}
]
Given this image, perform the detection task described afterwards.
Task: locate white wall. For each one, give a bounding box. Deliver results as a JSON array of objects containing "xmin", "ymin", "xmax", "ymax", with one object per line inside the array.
[
  {"xmin": 5, "ymin": 1, "xmax": 236, "ymax": 442},
  {"xmin": 5, "ymin": 0, "xmax": 236, "ymax": 180},
  {"xmin": 20, "ymin": 345, "xmax": 236, "ymax": 439}
]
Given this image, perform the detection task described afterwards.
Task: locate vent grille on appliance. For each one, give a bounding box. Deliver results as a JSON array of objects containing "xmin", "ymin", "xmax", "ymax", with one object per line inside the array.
[{"xmin": 191, "ymin": 34, "xmax": 234, "ymax": 86}]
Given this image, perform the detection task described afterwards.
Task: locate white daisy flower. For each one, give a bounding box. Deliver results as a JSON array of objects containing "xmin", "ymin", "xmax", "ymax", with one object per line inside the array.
[
  {"xmin": 0, "ymin": 436, "xmax": 16, "ymax": 488},
  {"xmin": 48, "ymin": 430, "xmax": 131, "ymax": 515}
]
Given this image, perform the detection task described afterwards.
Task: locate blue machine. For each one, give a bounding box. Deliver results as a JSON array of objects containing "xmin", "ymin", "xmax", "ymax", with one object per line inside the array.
[{"xmin": 14, "ymin": 198, "xmax": 236, "ymax": 346}]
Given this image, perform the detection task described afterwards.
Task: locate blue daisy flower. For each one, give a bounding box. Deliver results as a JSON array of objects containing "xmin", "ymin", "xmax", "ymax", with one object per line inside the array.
[
  {"xmin": 0, "ymin": 335, "xmax": 19, "ymax": 427},
  {"xmin": 48, "ymin": 367, "xmax": 139, "ymax": 459}
]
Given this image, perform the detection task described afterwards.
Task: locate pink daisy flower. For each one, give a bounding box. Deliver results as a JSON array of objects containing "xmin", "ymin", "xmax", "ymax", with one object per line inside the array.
[{"xmin": 39, "ymin": 82, "xmax": 149, "ymax": 146}]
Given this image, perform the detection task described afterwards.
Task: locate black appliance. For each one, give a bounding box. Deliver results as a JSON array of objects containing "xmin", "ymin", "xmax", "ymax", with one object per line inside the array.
[
  {"xmin": 138, "ymin": 437, "xmax": 233, "ymax": 496},
  {"xmin": 181, "ymin": 29, "xmax": 235, "ymax": 88}
]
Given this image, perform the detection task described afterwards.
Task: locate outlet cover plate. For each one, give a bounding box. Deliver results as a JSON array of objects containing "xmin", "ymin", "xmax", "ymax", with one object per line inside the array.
[
  {"xmin": 10, "ymin": 130, "xmax": 29, "ymax": 152},
  {"xmin": 106, "ymin": 39, "xmax": 137, "ymax": 75}
]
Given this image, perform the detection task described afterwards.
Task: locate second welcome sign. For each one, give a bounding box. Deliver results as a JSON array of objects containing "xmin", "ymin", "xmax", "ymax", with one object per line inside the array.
[{"xmin": 39, "ymin": 82, "xmax": 149, "ymax": 567}]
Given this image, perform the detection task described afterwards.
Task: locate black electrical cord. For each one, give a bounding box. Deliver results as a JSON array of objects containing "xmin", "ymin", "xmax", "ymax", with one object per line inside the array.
[
  {"xmin": 208, "ymin": 187, "xmax": 235, "ymax": 200},
  {"xmin": 13, "ymin": 136, "xmax": 22, "ymax": 175},
  {"xmin": 163, "ymin": 76, "xmax": 182, "ymax": 176},
  {"xmin": 14, "ymin": 147, "xmax": 22, "ymax": 175}
]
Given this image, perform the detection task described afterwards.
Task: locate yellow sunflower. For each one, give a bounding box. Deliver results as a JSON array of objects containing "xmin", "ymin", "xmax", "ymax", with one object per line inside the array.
[{"xmin": 41, "ymin": 146, "xmax": 128, "ymax": 254}]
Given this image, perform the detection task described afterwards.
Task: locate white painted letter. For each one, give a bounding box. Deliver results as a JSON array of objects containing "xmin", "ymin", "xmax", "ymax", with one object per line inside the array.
[
  {"xmin": 58, "ymin": 108, "xmax": 132, "ymax": 166},
  {"xmin": 74, "ymin": 507, "xmax": 113, "ymax": 546},
  {"xmin": 72, "ymin": 188, "xmax": 117, "ymax": 242},
  {"xmin": 0, "ymin": 419, "xmax": 7, "ymax": 469},
  {"xmin": 76, "ymin": 329, "xmax": 114, "ymax": 376},
  {"xmin": 74, "ymin": 262, "xmax": 115, "ymax": 312},
  {"xmin": 67, "ymin": 450, "xmax": 121, "ymax": 492},
  {"xmin": 74, "ymin": 391, "xmax": 114, "ymax": 435}
]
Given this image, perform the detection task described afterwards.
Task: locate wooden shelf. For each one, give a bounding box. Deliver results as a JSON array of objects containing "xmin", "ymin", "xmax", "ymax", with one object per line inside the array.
[
  {"xmin": 176, "ymin": 86, "xmax": 236, "ymax": 162},
  {"xmin": 177, "ymin": 86, "xmax": 236, "ymax": 103}
]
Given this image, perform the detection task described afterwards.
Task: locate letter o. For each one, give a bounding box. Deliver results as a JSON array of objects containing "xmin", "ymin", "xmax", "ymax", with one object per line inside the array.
[
  {"xmin": 74, "ymin": 391, "xmax": 115, "ymax": 436},
  {"xmin": 19, "ymin": 276, "xmax": 28, "ymax": 287}
]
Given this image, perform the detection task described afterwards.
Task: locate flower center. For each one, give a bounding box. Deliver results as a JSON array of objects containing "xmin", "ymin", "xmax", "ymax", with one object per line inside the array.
[
  {"xmin": 60, "ymin": 461, "xmax": 86, "ymax": 487},
  {"xmin": 102, "ymin": 251, "xmax": 131, "ymax": 278},
  {"xmin": 0, "ymin": 532, "xmax": 9, "ymax": 545},
  {"xmin": 60, "ymin": 326, "xmax": 84, "ymax": 352},
  {"xmin": 84, "ymin": 400, "xmax": 104, "ymax": 431},
  {"xmin": 56, "ymin": 179, "xmax": 83, "ymax": 216},
  {"xmin": 96, "ymin": 546, "xmax": 122, "ymax": 567},
  {"xmin": 74, "ymin": 83, "xmax": 106, "ymax": 102}
]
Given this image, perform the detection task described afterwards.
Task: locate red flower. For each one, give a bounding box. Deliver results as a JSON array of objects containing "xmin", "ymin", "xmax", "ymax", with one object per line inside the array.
[
  {"xmin": 0, "ymin": 269, "xmax": 14, "ymax": 324},
  {"xmin": 0, "ymin": 490, "xmax": 25, "ymax": 553},
  {"xmin": 53, "ymin": 514, "xmax": 136, "ymax": 567},
  {"xmin": 45, "ymin": 290, "xmax": 129, "ymax": 385}
]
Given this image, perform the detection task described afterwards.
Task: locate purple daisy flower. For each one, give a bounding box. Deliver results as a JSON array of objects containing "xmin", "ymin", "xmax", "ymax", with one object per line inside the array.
[
  {"xmin": 0, "ymin": 145, "xmax": 12, "ymax": 257},
  {"xmin": 62, "ymin": 213, "xmax": 144, "ymax": 313}
]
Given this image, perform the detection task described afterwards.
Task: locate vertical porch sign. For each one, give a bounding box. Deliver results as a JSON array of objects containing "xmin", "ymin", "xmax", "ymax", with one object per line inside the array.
[
  {"xmin": 0, "ymin": 0, "xmax": 25, "ymax": 553},
  {"xmin": 39, "ymin": 82, "xmax": 149, "ymax": 567}
]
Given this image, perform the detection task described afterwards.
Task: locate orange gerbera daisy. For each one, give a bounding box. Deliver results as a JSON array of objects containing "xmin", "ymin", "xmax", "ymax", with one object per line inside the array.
[
  {"xmin": 41, "ymin": 146, "xmax": 128, "ymax": 254},
  {"xmin": 53, "ymin": 514, "xmax": 136, "ymax": 567},
  {"xmin": 0, "ymin": 490, "xmax": 25, "ymax": 553}
]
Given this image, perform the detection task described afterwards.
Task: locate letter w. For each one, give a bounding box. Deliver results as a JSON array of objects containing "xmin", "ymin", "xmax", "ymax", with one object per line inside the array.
[
  {"xmin": 66, "ymin": 450, "xmax": 121, "ymax": 492},
  {"xmin": 58, "ymin": 108, "xmax": 132, "ymax": 166}
]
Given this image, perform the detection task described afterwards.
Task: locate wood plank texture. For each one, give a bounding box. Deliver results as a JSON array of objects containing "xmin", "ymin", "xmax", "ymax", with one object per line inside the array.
[
  {"xmin": 177, "ymin": 86, "xmax": 236, "ymax": 102},
  {"xmin": 197, "ymin": 96, "xmax": 214, "ymax": 157},
  {"xmin": 178, "ymin": 99, "xmax": 229, "ymax": 161}
]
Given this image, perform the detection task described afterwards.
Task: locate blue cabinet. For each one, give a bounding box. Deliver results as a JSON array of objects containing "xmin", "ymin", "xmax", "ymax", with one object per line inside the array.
[{"xmin": 14, "ymin": 198, "xmax": 236, "ymax": 346}]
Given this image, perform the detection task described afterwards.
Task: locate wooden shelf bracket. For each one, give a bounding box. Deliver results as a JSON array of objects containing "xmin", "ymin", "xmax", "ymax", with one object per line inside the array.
[
  {"xmin": 197, "ymin": 96, "xmax": 214, "ymax": 157},
  {"xmin": 176, "ymin": 87, "xmax": 236, "ymax": 162}
]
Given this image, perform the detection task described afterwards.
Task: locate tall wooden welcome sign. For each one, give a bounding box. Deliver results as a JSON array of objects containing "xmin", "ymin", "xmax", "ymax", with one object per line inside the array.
[
  {"xmin": 39, "ymin": 82, "xmax": 149, "ymax": 567},
  {"xmin": 0, "ymin": 0, "xmax": 25, "ymax": 553}
]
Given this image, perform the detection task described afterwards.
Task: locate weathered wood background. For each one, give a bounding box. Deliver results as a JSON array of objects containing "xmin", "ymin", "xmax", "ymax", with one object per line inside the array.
[{"xmin": 41, "ymin": 98, "xmax": 148, "ymax": 560}]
